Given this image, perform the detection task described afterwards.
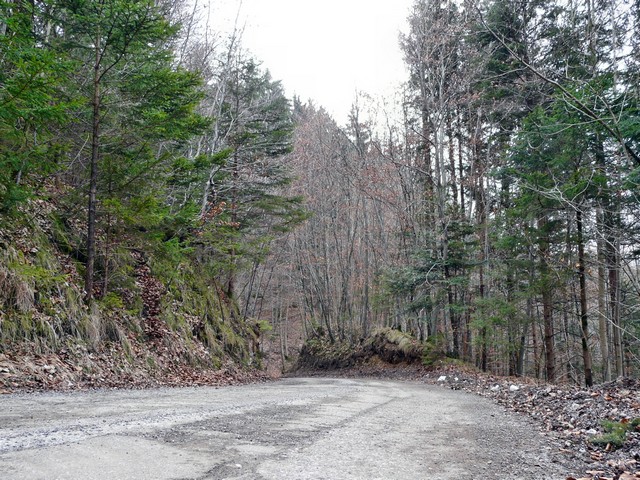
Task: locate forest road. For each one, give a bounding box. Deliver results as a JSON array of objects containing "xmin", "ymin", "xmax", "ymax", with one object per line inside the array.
[{"xmin": 0, "ymin": 377, "xmax": 569, "ymax": 479}]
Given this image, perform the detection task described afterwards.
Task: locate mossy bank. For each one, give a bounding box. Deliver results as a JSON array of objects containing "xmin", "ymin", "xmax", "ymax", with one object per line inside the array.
[{"xmin": 0, "ymin": 195, "xmax": 267, "ymax": 392}]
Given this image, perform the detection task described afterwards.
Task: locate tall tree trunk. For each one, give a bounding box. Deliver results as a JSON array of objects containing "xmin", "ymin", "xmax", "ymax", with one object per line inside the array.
[
  {"xmin": 457, "ymin": 110, "xmax": 466, "ymax": 218},
  {"xmin": 362, "ymin": 198, "xmax": 371, "ymax": 338},
  {"xmin": 603, "ymin": 174, "xmax": 624, "ymax": 377},
  {"xmin": 576, "ymin": 209, "xmax": 593, "ymax": 387},
  {"xmin": 538, "ymin": 213, "xmax": 555, "ymax": 382},
  {"xmin": 446, "ymin": 265, "xmax": 459, "ymax": 358},
  {"xmin": 506, "ymin": 271, "xmax": 518, "ymax": 377},
  {"xmin": 476, "ymin": 144, "xmax": 488, "ymax": 372},
  {"xmin": 609, "ymin": 240, "xmax": 623, "ymax": 377},
  {"xmin": 479, "ymin": 272, "xmax": 487, "ymax": 372},
  {"xmin": 85, "ymin": 31, "xmax": 102, "ymax": 302},
  {"xmin": 447, "ymin": 114, "xmax": 458, "ymax": 211},
  {"xmin": 596, "ymin": 206, "xmax": 611, "ymax": 381},
  {"xmin": 531, "ymin": 298, "xmax": 540, "ymax": 379},
  {"xmin": 542, "ymin": 273, "xmax": 555, "ymax": 383}
]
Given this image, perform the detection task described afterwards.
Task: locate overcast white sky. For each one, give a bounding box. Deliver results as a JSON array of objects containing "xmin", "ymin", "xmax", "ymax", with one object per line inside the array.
[{"xmin": 207, "ymin": 0, "xmax": 414, "ymax": 125}]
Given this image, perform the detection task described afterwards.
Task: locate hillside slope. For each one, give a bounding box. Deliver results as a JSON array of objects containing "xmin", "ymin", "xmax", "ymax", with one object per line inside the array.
[{"xmin": 0, "ymin": 194, "xmax": 267, "ymax": 392}]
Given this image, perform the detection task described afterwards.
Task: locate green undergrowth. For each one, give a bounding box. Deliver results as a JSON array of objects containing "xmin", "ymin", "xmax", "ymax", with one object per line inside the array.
[
  {"xmin": 0, "ymin": 233, "xmax": 87, "ymax": 351},
  {"xmin": 0, "ymin": 197, "xmax": 259, "ymax": 384},
  {"xmin": 155, "ymin": 256, "xmax": 256, "ymax": 366},
  {"xmin": 591, "ymin": 418, "xmax": 640, "ymax": 449}
]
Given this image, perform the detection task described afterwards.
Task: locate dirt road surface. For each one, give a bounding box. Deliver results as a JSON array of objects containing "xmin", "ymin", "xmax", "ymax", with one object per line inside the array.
[{"xmin": 0, "ymin": 378, "xmax": 570, "ymax": 479}]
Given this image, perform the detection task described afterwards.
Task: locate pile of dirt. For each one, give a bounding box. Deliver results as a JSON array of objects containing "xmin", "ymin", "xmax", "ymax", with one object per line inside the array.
[{"xmin": 296, "ymin": 328, "xmax": 432, "ymax": 371}]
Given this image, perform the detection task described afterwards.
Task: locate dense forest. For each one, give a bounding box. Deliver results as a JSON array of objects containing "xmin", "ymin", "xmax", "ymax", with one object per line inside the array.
[
  {"xmin": 246, "ymin": 0, "xmax": 640, "ymax": 387},
  {"xmin": 1, "ymin": 0, "xmax": 640, "ymax": 388}
]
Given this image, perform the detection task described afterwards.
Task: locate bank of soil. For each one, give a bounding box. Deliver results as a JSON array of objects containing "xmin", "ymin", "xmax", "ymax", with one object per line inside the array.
[{"xmin": 0, "ymin": 346, "xmax": 271, "ymax": 393}]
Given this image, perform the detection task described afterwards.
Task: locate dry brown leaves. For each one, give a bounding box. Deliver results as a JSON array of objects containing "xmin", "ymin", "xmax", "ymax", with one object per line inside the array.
[
  {"xmin": 421, "ymin": 366, "xmax": 640, "ymax": 480},
  {"xmin": 0, "ymin": 342, "xmax": 271, "ymax": 394},
  {"xmin": 133, "ymin": 251, "xmax": 168, "ymax": 340},
  {"xmin": 567, "ymin": 471, "xmax": 640, "ymax": 480}
]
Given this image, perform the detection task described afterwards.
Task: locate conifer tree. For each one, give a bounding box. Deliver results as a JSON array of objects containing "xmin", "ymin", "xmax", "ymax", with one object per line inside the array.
[
  {"xmin": 56, "ymin": 0, "xmax": 208, "ymax": 300},
  {"xmin": 197, "ymin": 56, "xmax": 306, "ymax": 299},
  {"xmin": 0, "ymin": 0, "xmax": 72, "ymax": 211}
]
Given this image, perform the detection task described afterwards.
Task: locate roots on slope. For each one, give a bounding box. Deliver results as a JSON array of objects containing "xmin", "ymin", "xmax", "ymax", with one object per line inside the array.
[{"xmin": 296, "ymin": 328, "xmax": 439, "ymax": 371}]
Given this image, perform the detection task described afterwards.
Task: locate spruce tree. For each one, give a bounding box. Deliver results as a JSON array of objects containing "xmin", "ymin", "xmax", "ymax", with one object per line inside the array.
[
  {"xmin": 55, "ymin": 0, "xmax": 208, "ymax": 300},
  {"xmin": 0, "ymin": 0, "xmax": 72, "ymax": 211}
]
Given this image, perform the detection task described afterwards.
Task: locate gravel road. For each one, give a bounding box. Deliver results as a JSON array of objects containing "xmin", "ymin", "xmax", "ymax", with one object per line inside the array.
[{"xmin": 0, "ymin": 377, "xmax": 569, "ymax": 479}]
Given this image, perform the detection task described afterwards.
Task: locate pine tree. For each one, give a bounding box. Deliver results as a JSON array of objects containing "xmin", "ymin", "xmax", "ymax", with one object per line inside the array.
[
  {"xmin": 55, "ymin": 0, "xmax": 208, "ymax": 300},
  {"xmin": 0, "ymin": 0, "xmax": 72, "ymax": 211}
]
